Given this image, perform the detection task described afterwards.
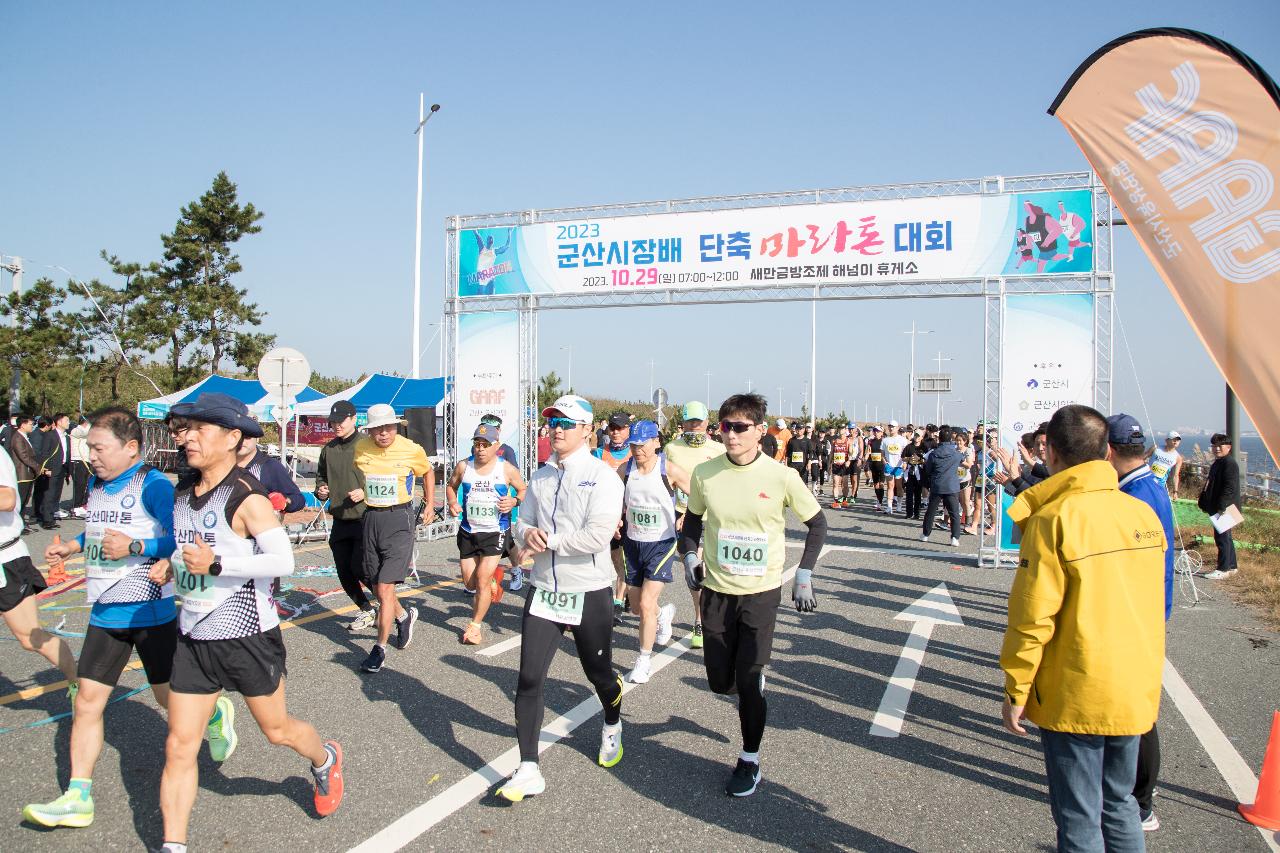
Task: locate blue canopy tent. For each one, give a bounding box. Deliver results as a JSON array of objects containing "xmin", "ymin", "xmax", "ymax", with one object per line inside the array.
[
  {"xmin": 293, "ymin": 373, "xmax": 449, "ymax": 417},
  {"xmin": 136, "ymin": 375, "xmax": 325, "ymax": 421}
]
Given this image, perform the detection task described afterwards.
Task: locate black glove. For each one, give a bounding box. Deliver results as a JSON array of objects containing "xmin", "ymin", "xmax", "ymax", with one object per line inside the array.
[{"xmin": 682, "ymin": 552, "xmax": 704, "ymax": 591}]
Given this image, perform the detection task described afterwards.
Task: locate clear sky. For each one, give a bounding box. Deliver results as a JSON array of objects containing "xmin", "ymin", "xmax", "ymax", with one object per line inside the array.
[{"xmin": 3, "ymin": 1, "xmax": 1277, "ymax": 434}]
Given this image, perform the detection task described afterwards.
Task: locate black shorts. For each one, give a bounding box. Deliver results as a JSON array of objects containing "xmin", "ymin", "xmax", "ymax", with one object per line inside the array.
[
  {"xmin": 79, "ymin": 619, "xmax": 177, "ymax": 686},
  {"xmin": 868, "ymin": 462, "xmax": 886, "ymax": 484},
  {"xmin": 500, "ymin": 528, "xmax": 516, "ymax": 561},
  {"xmin": 832, "ymin": 465, "xmax": 851, "ymax": 477},
  {"xmin": 457, "ymin": 528, "xmax": 503, "ymax": 560},
  {"xmin": 170, "ymin": 627, "xmax": 287, "ymax": 697},
  {"xmin": 0, "ymin": 556, "xmax": 46, "ymax": 613},
  {"xmin": 363, "ymin": 504, "xmax": 415, "ymax": 584},
  {"xmin": 700, "ymin": 586, "xmax": 782, "ymax": 675}
]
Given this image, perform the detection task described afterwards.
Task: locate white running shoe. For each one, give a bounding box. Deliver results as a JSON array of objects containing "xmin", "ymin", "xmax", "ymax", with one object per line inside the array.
[
  {"xmin": 1202, "ymin": 569, "xmax": 1237, "ymax": 580},
  {"xmin": 920, "ymin": 534, "xmax": 930, "ymax": 542},
  {"xmin": 655, "ymin": 603, "xmax": 675, "ymax": 645},
  {"xmin": 950, "ymin": 537, "xmax": 960, "ymax": 547},
  {"xmin": 627, "ymin": 655, "xmax": 652, "ymax": 684},
  {"xmin": 497, "ymin": 763, "xmax": 546, "ymax": 802},
  {"xmin": 598, "ymin": 722, "xmax": 623, "ymax": 767}
]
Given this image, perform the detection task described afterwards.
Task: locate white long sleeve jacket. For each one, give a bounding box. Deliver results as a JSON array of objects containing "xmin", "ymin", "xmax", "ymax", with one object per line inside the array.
[{"xmin": 516, "ymin": 444, "xmax": 624, "ymax": 594}]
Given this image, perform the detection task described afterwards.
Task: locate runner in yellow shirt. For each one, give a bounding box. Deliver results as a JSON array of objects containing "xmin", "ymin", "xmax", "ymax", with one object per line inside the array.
[{"xmin": 352, "ymin": 404, "xmax": 434, "ymax": 674}]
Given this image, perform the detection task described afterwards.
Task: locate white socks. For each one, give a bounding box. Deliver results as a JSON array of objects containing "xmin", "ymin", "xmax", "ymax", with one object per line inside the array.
[{"xmin": 740, "ymin": 750, "xmax": 760, "ymax": 764}]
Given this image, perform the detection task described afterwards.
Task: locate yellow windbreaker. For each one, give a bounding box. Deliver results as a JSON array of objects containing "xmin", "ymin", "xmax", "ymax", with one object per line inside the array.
[{"xmin": 1000, "ymin": 460, "xmax": 1166, "ymax": 735}]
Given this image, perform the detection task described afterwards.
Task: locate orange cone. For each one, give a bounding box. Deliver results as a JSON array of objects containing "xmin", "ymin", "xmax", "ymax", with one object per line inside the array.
[
  {"xmin": 1239, "ymin": 710, "xmax": 1280, "ymax": 831},
  {"xmin": 46, "ymin": 535, "xmax": 69, "ymax": 585}
]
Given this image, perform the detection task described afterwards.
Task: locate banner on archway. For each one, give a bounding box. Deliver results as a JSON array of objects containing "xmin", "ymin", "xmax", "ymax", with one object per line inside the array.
[
  {"xmin": 999, "ymin": 294, "xmax": 1097, "ymax": 438},
  {"xmin": 453, "ymin": 311, "xmax": 521, "ymax": 454}
]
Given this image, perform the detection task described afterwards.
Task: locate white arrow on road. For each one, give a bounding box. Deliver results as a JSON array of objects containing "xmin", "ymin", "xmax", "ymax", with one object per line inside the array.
[{"xmin": 870, "ymin": 582, "xmax": 965, "ymax": 738}]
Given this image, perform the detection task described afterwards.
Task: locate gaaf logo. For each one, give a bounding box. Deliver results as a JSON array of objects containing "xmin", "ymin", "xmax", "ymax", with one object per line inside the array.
[
  {"xmin": 121, "ymin": 495, "xmax": 137, "ymax": 510},
  {"xmin": 203, "ymin": 510, "xmax": 218, "ymax": 529}
]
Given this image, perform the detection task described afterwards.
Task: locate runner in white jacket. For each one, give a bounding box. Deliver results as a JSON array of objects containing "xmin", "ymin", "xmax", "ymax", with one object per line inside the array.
[{"xmin": 498, "ymin": 395, "xmax": 626, "ymax": 803}]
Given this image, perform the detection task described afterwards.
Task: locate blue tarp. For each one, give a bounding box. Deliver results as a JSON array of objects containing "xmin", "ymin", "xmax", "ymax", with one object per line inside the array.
[
  {"xmin": 294, "ymin": 373, "xmax": 449, "ymax": 416},
  {"xmin": 137, "ymin": 375, "xmax": 325, "ymax": 420}
]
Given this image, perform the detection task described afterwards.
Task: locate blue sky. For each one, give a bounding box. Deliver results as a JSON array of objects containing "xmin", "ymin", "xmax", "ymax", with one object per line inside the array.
[{"xmin": 2, "ymin": 1, "xmax": 1277, "ymax": 434}]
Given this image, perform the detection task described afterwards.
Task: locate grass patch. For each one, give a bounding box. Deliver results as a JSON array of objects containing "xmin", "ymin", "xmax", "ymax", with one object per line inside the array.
[{"xmin": 1174, "ymin": 499, "xmax": 1280, "ymax": 630}]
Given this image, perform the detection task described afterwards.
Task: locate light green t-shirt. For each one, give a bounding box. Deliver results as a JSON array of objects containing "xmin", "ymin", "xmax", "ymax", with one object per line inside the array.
[
  {"xmin": 663, "ymin": 436, "xmax": 727, "ymax": 513},
  {"xmin": 687, "ymin": 450, "xmax": 821, "ymax": 595}
]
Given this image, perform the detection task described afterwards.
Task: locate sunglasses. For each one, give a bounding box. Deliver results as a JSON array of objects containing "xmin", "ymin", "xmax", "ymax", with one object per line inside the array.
[
  {"xmin": 547, "ymin": 417, "xmax": 580, "ymax": 431},
  {"xmin": 719, "ymin": 420, "xmax": 757, "ymax": 434},
  {"xmin": 480, "ymin": 417, "xmax": 502, "ymax": 427}
]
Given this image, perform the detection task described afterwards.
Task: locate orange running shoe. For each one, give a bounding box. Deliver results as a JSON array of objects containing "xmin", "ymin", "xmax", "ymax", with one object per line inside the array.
[{"xmin": 312, "ymin": 740, "xmax": 344, "ymax": 817}]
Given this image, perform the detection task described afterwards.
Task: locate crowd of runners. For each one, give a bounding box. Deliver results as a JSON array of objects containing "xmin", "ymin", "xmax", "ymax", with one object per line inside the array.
[{"xmin": 0, "ymin": 386, "xmax": 1203, "ymax": 849}]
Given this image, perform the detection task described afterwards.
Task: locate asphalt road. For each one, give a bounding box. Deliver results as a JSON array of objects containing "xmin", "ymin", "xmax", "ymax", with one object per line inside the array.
[{"xmin": 2, "ymin": 495, "xmax": 1278, "ymax": 852}]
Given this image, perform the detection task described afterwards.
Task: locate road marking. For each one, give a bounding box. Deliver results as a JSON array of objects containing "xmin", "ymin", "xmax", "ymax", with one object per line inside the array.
[
  {"xmin": 477, "ymin": 634, "xmax": 522, "ymax": 657},
  {"xmin": 870, "ymin": 583, "xmax": 965, "ymax": 737},
  {"xmin": 1163, "ymin": 658, "xmax": 1280, "ymax": 853},
  {"xmin": 821, "ymin": 543, "xmax": 978, "ymax": 559},
  {"xmin": 352, "ymin": 565, "xmax": 800, "ymax": 853}
]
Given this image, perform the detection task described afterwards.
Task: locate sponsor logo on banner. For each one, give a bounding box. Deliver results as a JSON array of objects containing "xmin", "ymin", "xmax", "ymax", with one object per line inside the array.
[
  {"xmin": 999, "ymin": 294, "xmax": 1096, "ymax": 447},
  {"xmin": 454, "ymin": 312, "xmax": 520, "ymax": 461}
]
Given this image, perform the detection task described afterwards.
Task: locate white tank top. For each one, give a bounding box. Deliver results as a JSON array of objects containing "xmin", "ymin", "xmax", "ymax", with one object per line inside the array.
[
  {"xmin": 1149, "ymin": 448, "xmax": 1181, "ymax": 485},
  {"xmin": 623, "ymin": 457, "xmax": 677, "ymax": 543},
  {"xmin": 84, "ymin": 466, "xmax": 173, "ymax": 606},
  {"xmin": 461, "ymin": 458, "xmax": 509, "ymax": 534},
  {"xmin": 172, "ymin": 470, "xmax": 281, "ymax": 639}
]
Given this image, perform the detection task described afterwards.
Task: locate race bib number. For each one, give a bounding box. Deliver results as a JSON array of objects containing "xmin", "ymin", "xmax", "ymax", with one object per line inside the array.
[
  {"xmin": 717, "ymin": 529, "xmax": 769, "ymax": 577},
  {"xmin": 84, "ymin": 530, "xmax": 130, "ymax": 580},
  {"xmin": 172, "ymin": 553, "xmax": 218, "ymax": 614},
  {"xmin": 833, "ymin": 452, "xmax": 847, "ymax": 465},
  {"xmin": 1150, "ymin": 461, "xmax": 1169, "ymax": 480},
  {"xmin": 529, "ymin": 587, "xmax": 584, "ymax": 625},
  {"xmin": 466, "ymin": 494, "xmax": 500, "ymax": 523},
  {"xmin": 790, "ymin": 452, "xmax": 804, "ymax": 463},
  {"xmin": 628, "ymin": 505, "xmax": 664, "ymax": 533},
  {"xmin": 365, "ymin": 473, "xmax": 399, "ymax": 507},
  {"xmin": 870, "ymin": 453, "xmax": 882, "ymax": 462}
]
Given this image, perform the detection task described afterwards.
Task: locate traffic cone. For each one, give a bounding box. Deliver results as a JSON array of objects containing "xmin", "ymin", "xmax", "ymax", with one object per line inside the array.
[
  {"xmin": 46, "ymin": 535, "xmax": 69, "ymax": 585},
  {"xmin": 1239, "ymin": 710, "xmax": 1280, "ymax": 831}
]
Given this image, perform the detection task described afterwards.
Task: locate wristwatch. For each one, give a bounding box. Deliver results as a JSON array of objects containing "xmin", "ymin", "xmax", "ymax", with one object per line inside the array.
[
  {"xmin": 128, "ymin": 540, "xmax": 144, "ymax": 557},
  {"xmin": 209, "ymin": 559, "xmax": 223, "ymax": 577}
]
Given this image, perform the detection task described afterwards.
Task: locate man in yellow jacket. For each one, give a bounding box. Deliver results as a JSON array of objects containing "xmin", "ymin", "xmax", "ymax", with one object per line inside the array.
[{"xmin": 999, "ymin": 404, "xmax": 1165, "ymax": 852}]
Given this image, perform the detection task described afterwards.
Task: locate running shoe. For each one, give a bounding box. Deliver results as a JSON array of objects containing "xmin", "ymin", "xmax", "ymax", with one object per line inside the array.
[
  {"xmin": 690, "ymin": 623, "xmax": 704, "ymax": 650},
  {"xmin": 360, "ymin": 644, "xmax": 385, "ymax": 673},
  {"xmin": 627, "ymin": 656, "xmax": 652, "ymax": 684},
  {"xmin": 1202, "ymin": 569, "xmax": 1238, "ymax": 580},
  {"xmin": 207, "ymin": 695, "xmax": 238, "ymax": 762},
  {"xmin": 23, "ymin": 789, "xmax": 94, "ymax": 828},
  {"xmin": 509, "ymin": 569, "xmax": 524, "ymax": 592},
  {"xmin": 598, "ymin": 723, "xmax": 623, "ymax": 767},
  {"xmin": 348, "ymin": 606, "xmax": 377, "ymax": 632},
  {"xmin": 491, "ymin": 566, "xmax": 505, "ymax": 604},
  {"xmin": 950, "ymin": 537, "xmax": 960, "ymax": 547},
  {"xmin": 655, "ymin": 603, "xmax": 675, "ymax": 646},
  {"xmin": 726, "ymin": 758, "xmax": 761, "ymax": 797},
  {"xmin": 920, "ymin": 534, "xmax": 930, "ymax": 542},
  {"xmin": 497, "ymin": 763, "xmax": 545, "ymax": 802},
  {"xmin": 312, "ymin": 740, "xmax": 344, "ymax": 817},
  {"xmin": 395, "ymin": 606, "xmax": 418, "ymax": 650},
  {"xmin": 1140, "ymin": 809, "xmax": 1160, "ymax": 831}
]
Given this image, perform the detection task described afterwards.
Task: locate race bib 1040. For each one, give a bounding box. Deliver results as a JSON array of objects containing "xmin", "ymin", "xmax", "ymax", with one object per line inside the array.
[{"xmin": 716, "ymin": 529, "xmax": 769, "ymax": 576}]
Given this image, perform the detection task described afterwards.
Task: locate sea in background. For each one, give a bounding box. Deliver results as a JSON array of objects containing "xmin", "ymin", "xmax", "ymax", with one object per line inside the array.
[{"xmin": 1155, "ymin": 432, "xmax": 1278, "ymax": 477}]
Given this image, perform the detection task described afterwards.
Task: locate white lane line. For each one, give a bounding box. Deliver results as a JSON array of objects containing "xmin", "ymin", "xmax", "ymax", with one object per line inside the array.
[
  {"xmin": 1162, "ymin": 658, "xmax": 1280, "ymax": 853},
  {"xmin": 821, "ymin": 543, "xmax": 978, "ymax": 559},
  {"xmin": 477, "ymin": 634, "xmax": 522, "ymax": 657},
  {"xmin": 354, "ymin": 565, "xmax": 800, "ymax": 853}
]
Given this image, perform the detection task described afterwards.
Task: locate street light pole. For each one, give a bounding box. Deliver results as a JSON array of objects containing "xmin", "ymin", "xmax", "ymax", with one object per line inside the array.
[
  {"xmin": 932, "ymin": 350, "xmax": 953, "ymax": 425},
  {"xmin": 648, "ymin": 358, "xmax": 656, "ymax": 403},
  {"xmin": 902, "ymin": 321, "xmax": 933, "ymax": 426},
  {"xmin": 412, "ymin": 96, "xmax": 441, "ymax": 380},
  {"xmin": 1, "ymin": 255, "xmax": 22, "ymax": 415},
  {"xmin": 705, "ymin": 370, "xmax": 712, "ymax": 409},
  {"xmin": 560, "ymin": 345, "xmax": 572, "ymax": 393}
]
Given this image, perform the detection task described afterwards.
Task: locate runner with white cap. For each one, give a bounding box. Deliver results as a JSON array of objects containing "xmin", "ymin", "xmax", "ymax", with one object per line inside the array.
[
  {"xmin": 498, "ymin": 395, "xmax": 626, "ymax": 802},
  {"xmin": 619, "ymin": 420, "xmax": 691, "ymax": 683},
  {"xmin": 1146, "ymin": 431, "xmax": 1183, "ymax": 499},
  {"xmin": 663, "ymin": 401, "xmax": 725, "ymax": 649},
  {"xmin": 352, "ymin": 403, "xmax": 434, "ymax": 674},
  {"xmin": 881, "ymin": 421, "xmax": 908, "ymax": 514},
  {"xmin": 445, "ymin": 423, "xmax": 526, "ymax": 645}
]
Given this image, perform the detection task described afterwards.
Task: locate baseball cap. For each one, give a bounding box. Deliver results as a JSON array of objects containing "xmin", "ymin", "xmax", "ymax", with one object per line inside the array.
[
  {"xmin": 170, "ymin": 392, "xmax": 264, "ymax": 438},
  {"xmin": 1168, "ymin": 430, "xmax": 1181, "ymax": 439},
  {"xmin": 628, "ymin": 420, "xmax": 659, "ymax": 444},
  {"xmin": 1106, "ymin": 413, "xmax": 1146, "ymax": 446},
  {"xmin": 607, "ymin": 411, "xmax": 631, "ymax": 428},
  {"xmin": 327, "ymin": 400, "xmax": 356, "ymax": 424},
  {"xmin": 872, "ymin": 424, "xmax": 883, "ymax": 432},
  {"xmin": 889, "ymin": 419, "xmax": 899, "ymax": 428},
  {"xmin": 776, "ymin": 418, "xmax": 786, "ymax": 428},
  {"xmin": 473, "ymin": 423, "xmax": 500, "ymax": 444},
  {"xmin": 681, "ymin": 401, "xmax": 709, "ymax": 422},
  {"xmin": 541, "ymin": 394, "xmax": 593, "ymax": 424}
]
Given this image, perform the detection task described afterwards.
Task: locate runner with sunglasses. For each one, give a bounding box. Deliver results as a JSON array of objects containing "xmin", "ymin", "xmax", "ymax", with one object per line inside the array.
[
  {"xmin": 498, "ymin": 395, "xmax": 626, "ymax": 802},
  {"xmin": 593, "ymin": 412, "xmax": 633, "ymax": 623},
  {"xmin": 679, "ymin": 392, "xmax": 827, "ymax": 797}
]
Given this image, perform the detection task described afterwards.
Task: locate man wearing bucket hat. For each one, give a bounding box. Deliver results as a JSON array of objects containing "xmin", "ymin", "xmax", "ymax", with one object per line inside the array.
[
  {"xmin": 497, "ymin": 395, "xmax": 626, "ymax": 803},
  {"xmin": 151, "ymin": 393, "xmax": 344, "ymax": 849},
  {"xmin": 619, "ymin": 419, "xmax": 692, "ymax": 684},
  {"xmin": 662, "ymin": 401, "xmax": 725, "ymax": 649},
  {"xmin": 352, "ymin": 403, "xmax": 434, "ymax": 674},
  {"xmin": 445, "ymin": 423, "xmax": 527, "ymax": 645}
]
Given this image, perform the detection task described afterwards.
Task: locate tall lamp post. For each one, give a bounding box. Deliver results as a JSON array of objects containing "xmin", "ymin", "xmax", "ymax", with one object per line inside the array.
[
  {"xmin": 902, "ymin": 322, "xmax": 933, "ymax": 426},
  {"xmin": 560, "ymin": 344, "xmax": 573, "ymax": 393},
  {"xmin": 411, "ymin": 96, "xmax": 441, "ymax": 379},
  {"xmin": 932, "ymin": 350, "xmax": 953, "ymax": 425}
]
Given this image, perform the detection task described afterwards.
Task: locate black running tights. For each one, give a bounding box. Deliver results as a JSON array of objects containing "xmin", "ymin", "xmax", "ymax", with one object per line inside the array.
[{"xmin": 515, "ymin": 586, "xmax": 622, "ymax": 762}]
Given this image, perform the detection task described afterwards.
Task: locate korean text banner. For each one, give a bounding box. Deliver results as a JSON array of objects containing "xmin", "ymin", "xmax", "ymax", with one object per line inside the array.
[
  {"xmin": 1051, "ymin": 28, "xmax": 1280, "ymax": 464},
  {"xmin": 1000, "ymin": 294, "xmax": 1097, "ymax": 441},
  {"xmin": 458, "ymin": 189, "xmax": 1095, "ymax": 298},
  {"xmin": 453, "ymin": 311, "xmax": 520, "ymax": 460}
]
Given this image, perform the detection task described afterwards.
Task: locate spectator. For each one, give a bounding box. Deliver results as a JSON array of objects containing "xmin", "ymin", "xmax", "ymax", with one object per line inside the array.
[
  {"xmin": 1000, "ymin": 404, "xmax": 1166, "ymax": 852},
  {"xmin": 69, "ymin": 415, "xmax": 91, "ymax": 518},
  {"xmin": 536, "ymin": 424, "xmax": 552, "ymax": 467},
  {"xmin": 1106, "ymin": 413, "xmax": 1176, "ymax": 833},
  {"xmin": 921, "ymin": 426, "xmax": 962, "ymax": 545},
  {"xmin": 7, "ymin": 416, "xmax": 38, "ymax": 534},
  {"xmin": 37, "ymin": 414, "xmax": 72, "ymax": 529},
  {"xmin": 1198, "ymin": 432, "xmax": 1241, "ymax": 579}
]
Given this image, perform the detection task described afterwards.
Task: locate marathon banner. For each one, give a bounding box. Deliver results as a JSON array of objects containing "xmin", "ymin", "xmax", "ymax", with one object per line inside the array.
[
  {"xmin": 457, "ymin": 189, "xmax": 1096, "ymax": 297},
  {"xmin": 1051, "ymin": 28, "xmax": 1280, "ymax": 464},
  {"xmin": 453, "ymin": 311, "xmax": 521, "ymax": 456},
  {"xmin": 999, "ymin": 294, "xmax": 1097, "ymax": 439}
]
